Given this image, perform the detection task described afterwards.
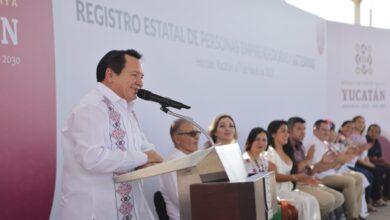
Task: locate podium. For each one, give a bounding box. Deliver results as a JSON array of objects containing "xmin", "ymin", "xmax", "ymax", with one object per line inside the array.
[
  {"xmin": 114, "ymin": 143, "xmax": 277, "ymax": 220},
  {"xmin": 190, "ymin": 172, "xmax": 276, "ymax": 220}
]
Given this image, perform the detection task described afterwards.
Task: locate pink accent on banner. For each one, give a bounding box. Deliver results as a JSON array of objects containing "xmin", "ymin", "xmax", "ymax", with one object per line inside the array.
[{"xmin": 0, "ymin": 1, "xmax": 56, "ymax": 219}]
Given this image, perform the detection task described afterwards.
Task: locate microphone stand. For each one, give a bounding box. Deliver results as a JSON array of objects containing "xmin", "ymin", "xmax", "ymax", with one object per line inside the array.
[{"xmin": 160, "ymin": 106, "xmax": 215, "ymax": 147}]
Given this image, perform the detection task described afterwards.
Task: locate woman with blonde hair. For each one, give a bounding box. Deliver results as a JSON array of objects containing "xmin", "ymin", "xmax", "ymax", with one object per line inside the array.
[{"xmin": 205, "ymin": 114, "xmax": 238, "ymax": 147}]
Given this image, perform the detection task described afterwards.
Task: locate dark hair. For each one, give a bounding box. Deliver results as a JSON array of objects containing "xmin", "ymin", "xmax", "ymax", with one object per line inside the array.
[
  {"xmin": 283, "ymin": 140, "xmax": 297, "ymax": 174},
  {"xmin": 341, "ymin": 120, "xmax": 353, "ymax": 128},
  {"xmin": 367, "ymin": 124, "xmax": 381, "ymax": 134},
  {"xmin": 96, "ymin": 49, "xmax": 142, "ymax": 82},
  {"xmin": 170, "ymin": 119, "xmax": 190, "ymax": 148},
  {"xmin": 313, "ymin": 119, "xmax": 327, "ymax": 130},
  {"xmin": 339, "ymin": 120, "xmax": 353, "ymax": 134},
  {"xmin": 267, "ymin": 120, "xmax": 288, "ymax": 148},
  {"xmin": 328, "ymin": 120, "xmax": 336, "ymax": 131},
  {"xmin": 287, "ymin": 117, "xmax": 305, "ymax": 130},
  {"xmin": 245, "ymin": 127, "xmax": 268, "ymax": 151}
]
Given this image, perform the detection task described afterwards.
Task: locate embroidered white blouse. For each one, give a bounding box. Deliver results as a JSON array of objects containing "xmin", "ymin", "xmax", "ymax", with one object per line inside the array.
[
  {"xmin": 60, "ymin": 83, "xmax": 155, "ymax": 220},
  {"xmin": 242, "ymin": 151, "xmax": 269, "ymax": 174}
]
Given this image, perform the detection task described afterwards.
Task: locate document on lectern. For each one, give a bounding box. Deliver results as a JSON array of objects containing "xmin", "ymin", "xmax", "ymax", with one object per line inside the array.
[{"xmin": 214, "ymin": 143, "xmax": 248, "ymax": 182}]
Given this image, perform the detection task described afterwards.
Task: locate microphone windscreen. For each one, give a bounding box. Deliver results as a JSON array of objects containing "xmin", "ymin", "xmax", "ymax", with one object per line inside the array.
[{"xmin": 136, "ymin": 89, "xmax": 151, "ymax": 100}]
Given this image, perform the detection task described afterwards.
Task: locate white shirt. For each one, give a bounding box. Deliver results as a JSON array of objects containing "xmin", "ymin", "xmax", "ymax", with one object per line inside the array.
[
  {"xmin": 60, "ymin": 83, "xmax": 155, "ymax": 220},
  {"xmin": 305, "ymin": 136, "xmax": 337, "ymax": 179},
  {"xmin": 330, "ymin": 142, "xmax": 352, "ymax": 174},
  {"xmin": 158, "ymin": 148, "xmax": 186, "ymax": 220},
  {"xmin": 351, "ymin": 133, "xmax": 369, "ymax": 161}
]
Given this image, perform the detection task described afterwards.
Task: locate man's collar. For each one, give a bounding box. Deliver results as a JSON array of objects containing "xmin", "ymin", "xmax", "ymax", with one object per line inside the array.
[
  {"xmin": 289, "ymin": 138, "xmax": 302, "ymax": 149},
  {"xmin": 97, "ymin": 82, "xmax": 122, "ymax": 103},
  {"xmin": 174, "ymin": 147, "xmax": 189, "ymax": 156},
  {"xmin": 97, "ymin": 83, "xmax": 136, "ymax": 111},
  {"xmin": 313, "ymin": 135, "xmax": 326, "ymax": 145}
]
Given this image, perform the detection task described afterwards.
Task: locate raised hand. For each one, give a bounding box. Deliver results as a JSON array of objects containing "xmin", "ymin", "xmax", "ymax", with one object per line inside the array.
[
  {"xmin": 321, "ymin": 150, "xmax": 336, "ymax": 164},
  {"xmin": 306, "ymin": 144, "xmax": 315, "ymax": 161}
]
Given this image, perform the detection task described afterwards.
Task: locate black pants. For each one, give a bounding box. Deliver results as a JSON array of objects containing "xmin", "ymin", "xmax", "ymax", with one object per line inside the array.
[
  {"xmin": 355, "ymin": 163, "xmax": 387, "ymax": 201},
  {"xmin": 375, "ymin": 164, "xmax": 390, "ymax": 198}
]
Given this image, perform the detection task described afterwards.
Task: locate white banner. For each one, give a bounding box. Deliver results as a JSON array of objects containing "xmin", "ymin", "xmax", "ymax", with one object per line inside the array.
[
  {"xmin": 51, "ymin": 0, "xmax": 328, "ymax": 218},
  {"xmin": 327, "ymin": 22, "xmax": 390, "ymax": 138}
]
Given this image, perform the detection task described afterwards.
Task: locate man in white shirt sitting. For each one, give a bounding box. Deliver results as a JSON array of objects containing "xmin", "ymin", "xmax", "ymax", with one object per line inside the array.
[
  {"xmin": 159, "ymin": 119, "xmax": 200, "ymax": 220},
  {"xmin": 60, "ymin": 49, "xmax": 163, "ymax": 220},
  {"xmin": 306, "ymin": 120, "xmax": 363, "ymax": 220}
]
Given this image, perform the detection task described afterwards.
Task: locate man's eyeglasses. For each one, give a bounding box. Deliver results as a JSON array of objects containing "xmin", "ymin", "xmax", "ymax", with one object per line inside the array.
[{"xmin": 176, "ymin": 130, "xmax": 201, "ymax": 137}]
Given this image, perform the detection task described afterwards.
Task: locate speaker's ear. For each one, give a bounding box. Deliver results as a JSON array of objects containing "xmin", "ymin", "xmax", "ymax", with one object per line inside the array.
[{"xmin": 104, "ymin": 68, "xmax": 114, "ymax": 83}]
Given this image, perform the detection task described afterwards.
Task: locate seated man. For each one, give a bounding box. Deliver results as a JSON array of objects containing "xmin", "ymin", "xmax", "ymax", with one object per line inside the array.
[
  {"xmin": 283, "ymin": 117, "xmax": 344, "ymax": 219},
  {"xmin": 306, "ymin": 120, "xmax": 364, "ymax": 220},
  {"xmin": 159, "ymin": 119, "xmax": 200, "ymax": 220}
]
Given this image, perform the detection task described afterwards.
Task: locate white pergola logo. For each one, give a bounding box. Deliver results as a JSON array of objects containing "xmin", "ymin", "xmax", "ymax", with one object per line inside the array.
[{"xmin": 355, "ymin": 43, "xmax": 372, "ymax": 75}]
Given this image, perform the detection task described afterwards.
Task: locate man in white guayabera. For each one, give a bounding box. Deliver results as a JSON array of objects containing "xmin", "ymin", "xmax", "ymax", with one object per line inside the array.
[
  {"xmin": 159, "ymin": 119, "xmax": 200, "ymax": 220},
  {"xmin": 60, "ymin": 49, "xmax": 163, "ymax": 220}
]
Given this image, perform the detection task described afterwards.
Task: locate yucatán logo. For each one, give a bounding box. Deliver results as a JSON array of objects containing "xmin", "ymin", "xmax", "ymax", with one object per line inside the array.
[{"xmin": 355, "ymin": 43, "xmax": 372, "ymax": 75}]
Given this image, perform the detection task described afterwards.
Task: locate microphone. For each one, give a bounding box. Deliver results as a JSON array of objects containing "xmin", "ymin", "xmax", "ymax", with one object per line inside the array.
[{"xmin": 137, "ymin": 89, "xmax": 191, "ymax": 110}]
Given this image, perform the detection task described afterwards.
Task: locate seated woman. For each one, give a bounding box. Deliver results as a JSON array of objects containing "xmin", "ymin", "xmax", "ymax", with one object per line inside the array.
[
  {"xmin": 351, "ymin": 115, "xmax": 385, "ymax": 212},
  {"xmin": 265, "ymin": 120, "xmax": 321, "ymax": 220},
  {"xmin": 205, "ymin": 114, "xmax": 237, "ymax": 147},
  {"xmin": 367, "ymin": 124, "xmax": 390, "ymax": 203},
  {"xmin": 243, "ymin": 127, "xmax": 297, "ymax": 220},
  {"xmin": 242, "ymin": 127, "xmax": 274, "ymax": 174}
]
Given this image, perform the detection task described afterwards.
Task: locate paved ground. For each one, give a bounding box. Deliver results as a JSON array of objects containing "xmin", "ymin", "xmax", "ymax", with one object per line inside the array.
[{"xmin": 367, "ymin": 204, "xmax": 390, "ymax": 220}]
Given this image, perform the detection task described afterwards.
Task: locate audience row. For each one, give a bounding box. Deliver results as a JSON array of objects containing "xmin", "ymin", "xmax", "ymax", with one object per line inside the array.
[{"xmin": 158, "ymin": 114, "xmax": 390, "ymax": 220}]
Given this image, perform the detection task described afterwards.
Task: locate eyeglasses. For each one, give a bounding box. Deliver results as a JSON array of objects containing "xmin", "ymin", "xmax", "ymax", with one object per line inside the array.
[{"xmin": 176, "ymin": 130, "xmax": 201, "ymax": 137}]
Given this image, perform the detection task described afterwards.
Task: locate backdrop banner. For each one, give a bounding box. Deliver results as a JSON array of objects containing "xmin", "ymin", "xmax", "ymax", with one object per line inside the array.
[
  {"xmin": 0, "ymin": 1, "xmax": 56, "ymax": 219},
  {"xmin": 52, "ymin": 0, "xmax": 326, "ymax": 218},
  {"xmin": 327, "ymin": 22, "xmax": 390, "ymax": 138},
  {"xmin": 1, "ymin": 1, "xmax": 388, "ymax": 219}
]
